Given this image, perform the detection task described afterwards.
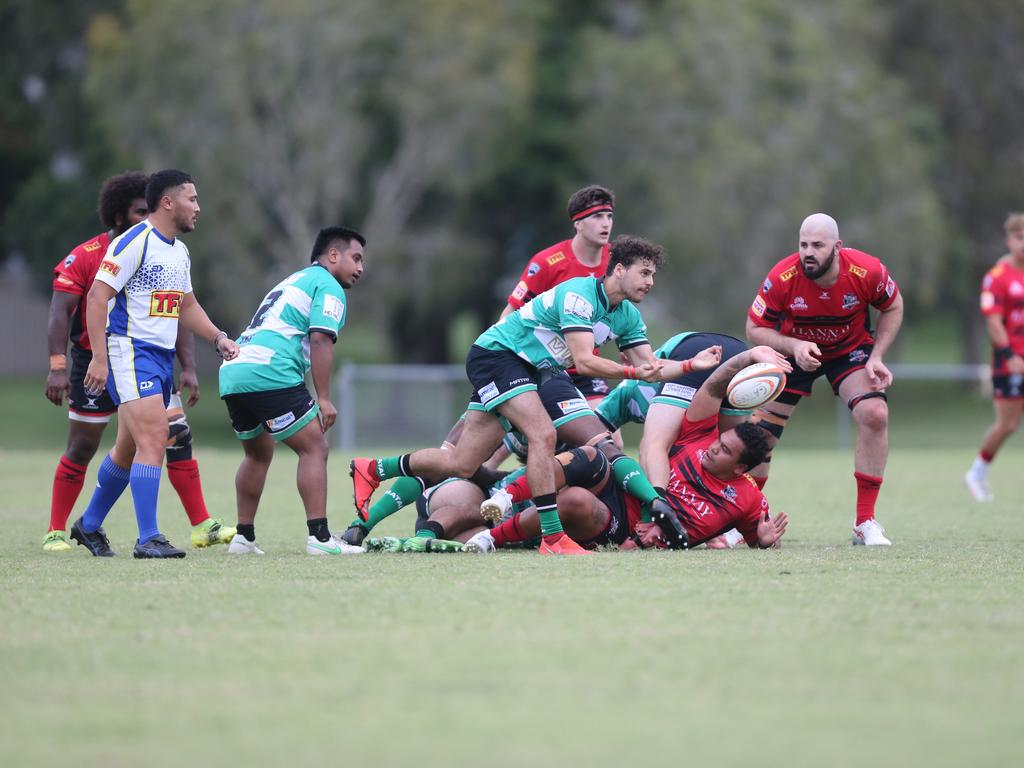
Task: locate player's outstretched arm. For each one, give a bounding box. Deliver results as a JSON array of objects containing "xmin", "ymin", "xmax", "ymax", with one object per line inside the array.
[
  {"xmin": 45, "ymin": 291, "xmax": 79, "ymax": 406},
  {"xmin": 688, "ymin": 347, "xmax": 791, "ymax": 422},
  {"xmin": 565, "ymin": 333, "xmax": 663, "ymax": 381},
  {"xmin": 179, "ymin": 292, "xmax": 238, "ymax": 360}
]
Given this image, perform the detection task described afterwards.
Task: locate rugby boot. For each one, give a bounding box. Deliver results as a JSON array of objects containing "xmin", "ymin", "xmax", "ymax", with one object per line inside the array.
[
  {"xmin": 963, "ymin": 470, "xmax": 994, "ymax": 502},
  {"xmin": 339, "ymin": 523, "xmax": 369, "ymax": 547},
  {"xmin": 69, "ymin": 517, "xmax": 115, "ymax": 557},
  {"xmin": 190, "ymin": 517, "xmax": 236, "ymax": 548},
  {"xmin": 463, "ymin": 529, "xmax": 496, "ymax": 554},
  {"xmin": 133, "ymin": 534, "xmax": 186, "ymax": 559},
  {"xmin": 538, "ymin": 533, "xmax": 593, "ymax": 556},
  {"xmin": 480, "ymin": 488, "xmax": 514, "ymax": 525},
  {"xmin": 851, "ymin": 519, "xmax": 891, "ymax": 546},
  {"xmin": 227, "ymin": 534, "xmax": 264, "ymax": 555},
  {"xmin": 364, "ymin": 536, "xmax": 405, "ymax": 552},
  {"xmin": 349, "ymin": 458, "xmax": 380, "ymax": 520},
  {"xmin": 42, "ymin": 530, "xmax": 72, "ymax": 552},
  {"xmin": 330, "ymin": 533, "xmax": 366, "ymax": 554},
  {"xmin": 401, "ymin": 536, "xmax": 463, "ymax": 553},
  {"xmin": 647, "ymin": 498, "xmax": 689, "ymax": 550}
]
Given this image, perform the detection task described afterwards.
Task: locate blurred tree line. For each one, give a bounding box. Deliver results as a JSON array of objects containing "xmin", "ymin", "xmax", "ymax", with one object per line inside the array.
[{"xmin": 2, "ymin": 0, "xmax": 1022, "ymax": 363}]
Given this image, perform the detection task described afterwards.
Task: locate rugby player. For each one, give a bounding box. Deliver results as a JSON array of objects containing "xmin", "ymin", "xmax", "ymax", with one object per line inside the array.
[
  {"xmin": 745, "ymin": 213, "xmax": 903, "ymax": 545},
  {"xmin": 71, "ymin": 170, "xmax": 239, "ymax": 558},
  {"xmin": 464, "ymin": 347, "xmax": 791, "ymax": 552},
  {"xmin": 219, "ymin": 227, "xmax": 365, "ymax": 555},
  {"xmin": 351, "ymin": 235, "xmax": 670, "ymax": 555},
  {"xmin": 44, "ymin": 172, "xmax": 234, "ymax": 552},
  {"xmin": 965, "ymin": 213, "xmax": 1024, "ymax": 501}
]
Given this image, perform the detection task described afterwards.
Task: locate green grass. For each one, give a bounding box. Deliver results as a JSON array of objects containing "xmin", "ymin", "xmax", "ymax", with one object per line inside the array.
[{"xmin": 1, "ymin": 441, "xmax": 1022, "ymax": 767}]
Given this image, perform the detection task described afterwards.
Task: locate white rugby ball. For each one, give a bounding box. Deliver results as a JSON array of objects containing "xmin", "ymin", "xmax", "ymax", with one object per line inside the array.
[{"xmin": 726, "ymin": 362, "xmax": 787, "ymax": 410}]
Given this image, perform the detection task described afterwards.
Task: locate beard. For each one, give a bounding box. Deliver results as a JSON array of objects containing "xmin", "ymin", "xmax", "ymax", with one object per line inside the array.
[{"xmin": 802, "ymin": 246, "xmax": 837, "ymax": 279}]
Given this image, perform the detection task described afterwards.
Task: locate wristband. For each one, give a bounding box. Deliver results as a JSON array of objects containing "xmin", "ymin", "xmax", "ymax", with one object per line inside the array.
[
  {"xmin": 49, "ymin": 354, "xmax": 67, "ymax": 372},
  {"xmin": 681, "ymin": 358, "xmax": 693, "ymax": 375},
  {"xmin": 622, "ymin": 365, "xmax": 637, "ymax": 379},
  {"xmin": 213, "ymin": 331, "xmax": 228, "ymax": 347},
  {"xmin": 996, "ymin": 345, "xmax": 1013, "ymax": 363}
]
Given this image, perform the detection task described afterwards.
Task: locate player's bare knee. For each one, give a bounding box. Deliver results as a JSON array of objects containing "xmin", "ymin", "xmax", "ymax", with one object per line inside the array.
[
  {"xmin": 523, "ymin": 421, "xmax": 556, "ymax": 453},
  {"xmin": 591, "ymin": 433, "xmax": 623, "ymax": 462},
  {"xmin": 850, "ymin": 394, "xmax": 888, "ymax": 432},
  {"xmin": 66, "ymin": 434, "xmax": 102, "ymax": 465}
]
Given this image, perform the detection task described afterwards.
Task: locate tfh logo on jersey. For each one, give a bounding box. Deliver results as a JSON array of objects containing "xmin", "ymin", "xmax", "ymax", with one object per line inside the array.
[
  {"xmin": 99, "ymin": 260, "xmax": 121, "ymax": 277},
  {"xmin": 849, "ymin": 264, "xmax": 868, "ymax": 278},
  {"xmin": 150, "ymin": 290, "xmax": 184, "ymax": 318},
  {"xmin": 779, "ymin": 266, "xmax": 798, "ymax": 282}
]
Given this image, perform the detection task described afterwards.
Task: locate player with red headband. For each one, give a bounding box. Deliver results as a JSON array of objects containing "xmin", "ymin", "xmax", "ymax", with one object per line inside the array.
[
  {"xmin": 500, "ymin": 185, "xmax": 615, "ymax": 405},
  {"xmin": 745, "ymin": 213, "xmax": 903, "ymax": 546}
]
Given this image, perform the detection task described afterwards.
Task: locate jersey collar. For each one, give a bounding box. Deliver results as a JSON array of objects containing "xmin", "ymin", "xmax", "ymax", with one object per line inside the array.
[{"xmin": 595, "ymin": 278, "xmax": 609, "ymax": 310}]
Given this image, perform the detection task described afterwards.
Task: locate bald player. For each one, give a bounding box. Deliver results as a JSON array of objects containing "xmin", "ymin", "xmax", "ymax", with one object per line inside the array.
[{"xmin": 745, "ymin": 213, "xmax": 903, "ymax": 546}]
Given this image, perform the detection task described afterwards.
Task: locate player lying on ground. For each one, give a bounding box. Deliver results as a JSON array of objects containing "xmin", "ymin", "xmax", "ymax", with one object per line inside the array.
[{"xmin": 351, "ymin": 236, "xmax": 684, "ymax": 555}]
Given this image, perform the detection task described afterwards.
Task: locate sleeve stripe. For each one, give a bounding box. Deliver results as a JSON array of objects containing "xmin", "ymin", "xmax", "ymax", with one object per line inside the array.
[{"xmin": 617, "ymin": 339, "xmax": 649, "ymax": 350}]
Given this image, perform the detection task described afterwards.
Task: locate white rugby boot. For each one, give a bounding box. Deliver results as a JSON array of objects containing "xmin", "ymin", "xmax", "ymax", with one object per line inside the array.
[{"xmin": 851, "ymin": 519, "xmax": 891, "ymax": 546}]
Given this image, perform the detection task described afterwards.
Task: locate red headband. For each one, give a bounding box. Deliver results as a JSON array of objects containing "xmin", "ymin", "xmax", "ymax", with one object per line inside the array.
[{"xmin": 571, "ymin": 204, "xmax": 614, "ymax": 222}]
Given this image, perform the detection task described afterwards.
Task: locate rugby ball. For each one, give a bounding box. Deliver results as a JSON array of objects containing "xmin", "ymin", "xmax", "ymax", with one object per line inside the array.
[{"xmin": 725, "ymin": 362, "xmax": 787, "ymax": 410}]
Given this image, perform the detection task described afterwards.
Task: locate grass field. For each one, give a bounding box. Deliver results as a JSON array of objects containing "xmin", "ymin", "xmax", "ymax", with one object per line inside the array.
[{"xmin": 2, "ymin": 429, "xmax": 1022, "ymax": 767}]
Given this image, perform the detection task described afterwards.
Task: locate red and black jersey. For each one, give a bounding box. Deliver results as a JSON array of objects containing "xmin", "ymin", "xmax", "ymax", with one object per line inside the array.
[
  {"xmin": 980, "ymin": 256, "xmax": 1024, "ymax": 370},
  {"xmin": 506, "ymin": 238, "xmax": 610, "ymax": 311},
  {"xmin": 661, "ymin": 412, "xmax": 769, "ymax": 547},
  {"xmin": 748, "ymin": 248, "xmax": 899, "ymax": 361},
  {"xmin": 52, "ymin": 232, "xmax": 111, "ymax": 352}
]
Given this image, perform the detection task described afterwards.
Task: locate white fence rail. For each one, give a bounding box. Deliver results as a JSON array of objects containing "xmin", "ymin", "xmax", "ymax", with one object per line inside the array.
[{"xmin": 335, "ymin": 361, "xmax": 991, "ymax": 451}]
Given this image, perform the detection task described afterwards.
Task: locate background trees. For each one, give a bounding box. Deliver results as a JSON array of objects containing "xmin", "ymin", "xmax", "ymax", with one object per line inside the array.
[{"xmin": 2, "ymin": 0, "xmax": 1022, "ymax": 362}]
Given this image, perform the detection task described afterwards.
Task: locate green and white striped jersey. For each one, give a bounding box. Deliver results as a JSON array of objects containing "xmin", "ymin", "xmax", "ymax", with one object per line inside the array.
[{"xmin": 219, "ymin": 265, "xmax": 346, "ymax": 395}]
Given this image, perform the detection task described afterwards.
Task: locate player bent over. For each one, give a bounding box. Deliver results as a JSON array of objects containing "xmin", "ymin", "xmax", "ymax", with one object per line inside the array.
[
  {"xmin": 965, "ymin": 213, "xmax": 1024, "ymax": 501},
  {"xmin": 45, "ymin": 171, "xmax": 234, "ymax": 552},
  {"xmin": 746, "ymin": 213, "xmax": 902, "ymax": 546},
  {"xmin": 72, "ymin": 170, "xmax": 239, "ymax": 558},
  {"xmin": 465, "ymin": 346, "xmax": 791, "ymax": 552},
  {"xmin": 351, "ymin": 236, "xmax": 672, "ymax": 555},
  {"xmin": 219, "ymin": 227, "xmax": 365, "ymax": 555}
]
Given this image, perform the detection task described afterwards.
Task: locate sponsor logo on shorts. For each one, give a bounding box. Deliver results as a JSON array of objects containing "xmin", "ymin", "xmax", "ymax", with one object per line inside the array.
[
  {"xmin": 512, "ymin": 281, "xmax": 528, "ymax": 301},
  {"xmin": 608, "ymin": 514, "xmax": 619, "ymax": 535},
  {"xmin": 557, "ymin": 398, "xmax": 588, "ymax": 414},
  {"xmin": 751, "ymin": 295, "xmax": 767, "ymax": 317},
  {"xmin": 849, "ymin": 349, "xmax": 869, "ymax": 364},
  {"xmin": 661, "ymin": 383, "xmax": 696, "ymax": 401},
  {"xmin": 98, "ymin": 260, "xmax": 121, "ymax": 277},
  {"xmin": 547, "ymin": 252, "xmax": 566, "ymax": 266},
  {"xmin": 322, "ymin": 294, "xmax": 345, "ymax": 322},
  {"xmin": 150, "ymin": 290, "xmax": 184, "ymax": 318},
  {"xmin": 849, "ymin": 264, "xmax": 868, "ymax": 278},
  {"xmin": 267, "ymin": 412, "xmax": 297, "ymax": 431},
  {"xmin": 779, "ymin": 266, "xmax": 798, "ymax": 282},
  {"xmin": 762, "ymin": 277, "xmax": 772, "ymax": 292},
  {"xmin": 508, "ymin": 377, "xmax": 531, "ymax": 387},
  {"xmin": 722, "ymin": 485, "xmax": 738, "ymax": 503},
  {"xmin": 527, "ymin": 263, "xmax": 540, "ymax": 276},
  {"xmin": 842, "ymin": 293, "xmax": 860, "ymax": 310},
  {"xmin": 563, "ymin": 292, "xmax": 594, "ymax": 321},
  {"xmin": 790, "ymin": 296, "xmax": 808, "ymax": 311},
  {"xmin": 139, "ymin": 380, "xmax": 155, "ymax": 391},
  {"xmin": 479, "ymin": 382, "xmax": 500, "ymax": 404}
]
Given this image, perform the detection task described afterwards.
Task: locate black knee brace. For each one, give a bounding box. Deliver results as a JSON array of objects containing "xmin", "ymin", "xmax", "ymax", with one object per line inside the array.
[
  {"xmin": 751, "ymin": 408, "xmax": 788, "ymax": 440},
  {"xmin": 562, "ymin": 447, "xmax": 609, "ymax": 489},
  {"xmin": 165, "ymin": 415, "xmax": 193, "ymax": 461},
  {"xmin": 847, "ymin": 391, "xmax": 888, "ymax": 411},
  {"xmin": 590, "ymin": 434, "xmax": 623, "ymax": 463}
]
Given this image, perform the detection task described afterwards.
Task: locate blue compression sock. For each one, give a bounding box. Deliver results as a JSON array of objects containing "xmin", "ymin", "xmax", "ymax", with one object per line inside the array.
[
  {"xmin": 81, "ymin": 455, "xmax": 131, "ymax": 532},
  {"xmin": 130, "ymin": 463, "xmax": 162, "ymax": 543}
]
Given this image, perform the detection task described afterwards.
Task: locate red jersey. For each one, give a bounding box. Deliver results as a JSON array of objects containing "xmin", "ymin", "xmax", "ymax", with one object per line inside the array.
[
  {"xmin": 52, "ymin": 232, "xmax": 112, "ymax": 352},
  {"xmin": 980, "ymin": 257, "xmax": 1024, "ymax": 368},
  {"xmin": 660, "ymin": 412, "xmax": 769, "ymax": 547},
  {"xmin": 748, "ymin": 248, "xmax": 899, "ymax": 361},
  {"xmin": 507, "ymin": 238, "xmax": 610, "ymax": 310}
]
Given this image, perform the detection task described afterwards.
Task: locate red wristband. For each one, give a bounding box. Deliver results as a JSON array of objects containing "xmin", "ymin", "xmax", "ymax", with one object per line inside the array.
[
  {"xmin": 682, "ymin": 358, "xmax": 693, "ymax": 375},
  {"xmin": 622, "ymin": 365, "xmax": 637, "ymax": 379}
]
